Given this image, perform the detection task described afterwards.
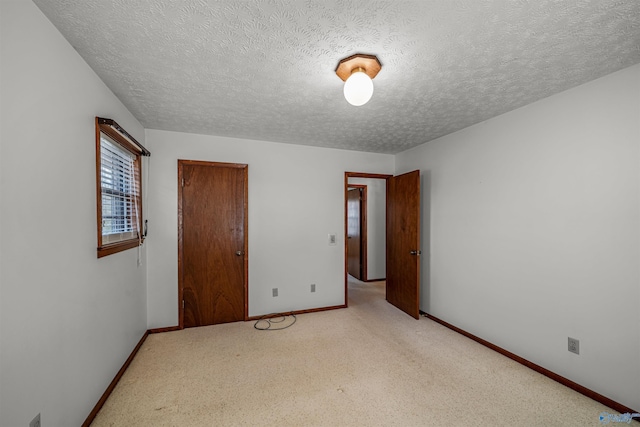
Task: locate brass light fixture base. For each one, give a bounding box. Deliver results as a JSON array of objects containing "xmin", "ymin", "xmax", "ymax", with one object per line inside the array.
[{"xmin": 335, "ymin": 54, "xmax": 382, "ymax": 81}]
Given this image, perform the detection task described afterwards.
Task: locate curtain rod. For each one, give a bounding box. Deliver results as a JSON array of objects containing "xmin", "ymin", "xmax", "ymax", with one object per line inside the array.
[{"xmin": 97, "ymin": 117, "xmax": 151, "ymax": 157}]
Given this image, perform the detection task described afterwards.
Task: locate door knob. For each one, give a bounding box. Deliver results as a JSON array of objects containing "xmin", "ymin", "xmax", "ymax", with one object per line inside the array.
[
  {"xmin": 236, "ymin": 251, "xmax": 244, "ymax": 256},
  {"xmin": 410, "ymin": 250, "xmax": 421, "ymax": 256}
]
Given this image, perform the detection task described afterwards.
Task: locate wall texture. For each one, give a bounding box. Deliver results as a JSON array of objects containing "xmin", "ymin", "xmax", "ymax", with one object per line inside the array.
[
  {"xmin": 0, "ymin": 1, "xmax": 148, "ymax": 425},
  {"xmin": 396, "ymin": 64, "xmax": 640, "ymax": 411},
  {"xmin": 144, "ymin": 129, "xmax": 394, "ymax": 327}
]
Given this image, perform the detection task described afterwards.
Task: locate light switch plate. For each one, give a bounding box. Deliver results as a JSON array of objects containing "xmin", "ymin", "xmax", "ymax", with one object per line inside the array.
[{"xmin": 328, "ymin": 233, "xmax": 337, "ymax": 246}]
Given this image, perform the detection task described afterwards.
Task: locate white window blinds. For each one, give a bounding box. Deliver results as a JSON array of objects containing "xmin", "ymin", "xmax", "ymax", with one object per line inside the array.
[{"xmin": 100, "ymin": 133, "xmax": 140, "ymax": 245}]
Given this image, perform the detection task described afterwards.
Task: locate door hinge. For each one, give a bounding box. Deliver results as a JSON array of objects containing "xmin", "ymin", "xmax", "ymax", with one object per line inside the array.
[
  {"xmin": 181, "ymin": 178, "xmax": 185, "ymax": 187},
  {"xmin": 182, "ymin": 300, "xmax": 185, "ymax": 308}
]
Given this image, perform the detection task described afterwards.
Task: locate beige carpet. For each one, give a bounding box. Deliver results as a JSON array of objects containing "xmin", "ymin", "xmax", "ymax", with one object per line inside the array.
[{"xmin": 91, "ymin": 278, "xmax": 637, "ymax": 426}]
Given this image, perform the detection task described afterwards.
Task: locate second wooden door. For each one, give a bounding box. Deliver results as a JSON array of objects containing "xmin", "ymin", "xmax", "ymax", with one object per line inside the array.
[
  {"xmin": 347, "ymin": 187, "xmax": 363, "ymax": 280},
  {"xmin": 179, "ymin": 160, "xmax": 248, "ymax": 327}
]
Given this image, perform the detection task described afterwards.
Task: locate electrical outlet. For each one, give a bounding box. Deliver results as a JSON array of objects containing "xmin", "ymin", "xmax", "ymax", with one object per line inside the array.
[
  {"xmin": 311, "ymin": 284, "xmax": 316, "ymax": 293},
  {"xmin": 30, "ymin": 413, "xmax": 41, "ymax": 427},
  {"xmin": 272, "ymin": 288, "xmax": 278, "ymax": 297},
  {"xmin": 568, "ymin": 337, "xmax": 580, "ymax": 355}
]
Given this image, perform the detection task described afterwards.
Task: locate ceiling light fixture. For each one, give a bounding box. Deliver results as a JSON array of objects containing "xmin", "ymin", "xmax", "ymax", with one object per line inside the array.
[{"xmin": 335, "ymin": 54, "xmax": 382, "ymax": 107}]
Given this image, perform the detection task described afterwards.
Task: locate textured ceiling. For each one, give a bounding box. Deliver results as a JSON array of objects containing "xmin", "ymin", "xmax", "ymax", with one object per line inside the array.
[{"xmin": 33, "ymin": 0, "xmax": 640, "ymax": 154}]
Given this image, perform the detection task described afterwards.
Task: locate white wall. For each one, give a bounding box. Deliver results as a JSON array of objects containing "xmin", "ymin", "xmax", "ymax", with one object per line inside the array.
[
  {"xmin": 145, "ymin": 129, "xmax": 394, "ymax": 327},
  {"xmin": 396, "ymin": 64, "xmax": 640, "ymax": 411},
  {"xmin": 0, "ymin": 2, "xmax": 148, "ymax": 426},
  {"xmin": 348, "ymin": 178, "xmax": 386, "ymax": 280}
]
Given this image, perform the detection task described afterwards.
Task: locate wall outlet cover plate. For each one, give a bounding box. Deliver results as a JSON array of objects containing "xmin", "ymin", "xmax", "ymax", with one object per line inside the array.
[{"xmin": 568, "ymin": 337, "xmax": 580, "ymax": 355}]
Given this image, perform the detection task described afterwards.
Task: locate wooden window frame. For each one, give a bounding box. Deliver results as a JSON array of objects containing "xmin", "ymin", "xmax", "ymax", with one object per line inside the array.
[{"xmin": 95, "ymin": 117, "xmax": 150, "ymax": 258}]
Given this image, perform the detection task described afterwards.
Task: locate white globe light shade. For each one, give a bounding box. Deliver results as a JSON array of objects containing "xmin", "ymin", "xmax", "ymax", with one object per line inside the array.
[{"xmin": 343, "ymin": 71, "xmax": 374, "ymax": 106}]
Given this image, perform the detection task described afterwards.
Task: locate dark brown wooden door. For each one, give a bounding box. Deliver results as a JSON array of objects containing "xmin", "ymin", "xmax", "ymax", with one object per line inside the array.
[
  {"xmin": 179, "ymin": 160, "xmax": 247, "ymax": 327},
  {"xmin": 347, "ymin": 188, "xmax": 362, "ymax": 280},
  {"xmin": 386, "ymin": 170, "xmax": 420, "ymax": 319}
]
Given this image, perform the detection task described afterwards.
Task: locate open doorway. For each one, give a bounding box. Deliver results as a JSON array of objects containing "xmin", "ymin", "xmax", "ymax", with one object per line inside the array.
[
  {"xmin": 345, "ymin": 172, "xmax": 391, "ymax": 305},
  {"xmin": 344, "ymin": 171, "xmax": 422, "ymax": 319}
]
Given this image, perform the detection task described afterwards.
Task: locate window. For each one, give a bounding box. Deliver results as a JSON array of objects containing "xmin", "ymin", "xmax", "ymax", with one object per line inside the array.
[{"xmin": 96, "ymin": 117, "xmax": 150, "ymax": 258}]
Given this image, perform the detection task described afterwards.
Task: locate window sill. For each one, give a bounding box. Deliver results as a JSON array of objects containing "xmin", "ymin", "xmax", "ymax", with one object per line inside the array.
[{"xmin": 97, "ymin": 238, "xmax": 144, "ymax": 258}]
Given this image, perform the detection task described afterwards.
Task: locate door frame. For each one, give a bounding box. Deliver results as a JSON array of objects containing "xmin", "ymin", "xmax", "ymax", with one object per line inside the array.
[
  {"xmin": 347, "ymin": 184, "xmax": 367, "ymax": 281},
  {"xmin": 344, "ymin": 172, "xmax": 392, "ymax": 306},
  {"xmin": 178, "ymin": 159, "xmax": 249, "ymax": 328}
]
